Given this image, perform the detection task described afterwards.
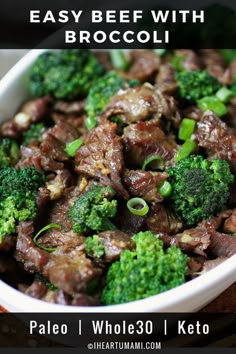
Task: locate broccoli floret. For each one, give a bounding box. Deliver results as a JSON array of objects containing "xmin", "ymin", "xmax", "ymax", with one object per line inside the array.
[
  {"xmin": 220, "ymin": 49, "xmax": 236, "ymax": 64},
  {"xmin": 176, "ymin": 70, "xmax": 221, "ymax": 102},
  {"xmin": 168, "ymin": 155, "xmax": 234, "ymax": 226},
  {"xmin": 0, "ymin": 138, "xmax": 19, "ymax": 168},
  {"xmin": 171, "ymin": 55, "xmax": 185, "ymax": 71},
  {"xmin": 101, "ymin": 231, "xmax": 188, "ymax": 305},
  {"xmin": 30, "ymin": 52, "xmax": 58, "ymax": 97},
  {"xmin": 85, "ymin": 71, "xmax": 139, "ymax": 121},
  {"xmin": 0, "ymin": 167, "xmax": 45, "ymax": 242},
  {"xmin": 86, "ymin": 235, "xmax": 105, "ymax": 258},
  {"xmin": 0, "ymin": 167, "xmax": 45, "ymax": 197},
  {"xmin": 22, "ymin": 123, "xmax": 45, "ymax": 146},
  {"xmin": 68, "ymin": 184, "xmax": 117, "ymax": 234},
  {"xmin": 30, "ymin": 49, "xmax": 105, "ymax": 100}
]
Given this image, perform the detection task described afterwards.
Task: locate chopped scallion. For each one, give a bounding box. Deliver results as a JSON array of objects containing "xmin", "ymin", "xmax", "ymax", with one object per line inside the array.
[
  {"xmin": 176, "ymin": 140, "xmax": 197, "ymax": 161},
  {"xmin": 158, "ymin": 181, "xmax": 172, "ymax": 198},
  {"xmin": 127, "ymin": 197, "xmax": 149, "ymax": 216},
  {"xmin": 216, "ymin": 87, "xmax": 234, "ymax": 103},
  {"xmin": 153, "ymin": 49, "xmax": 167, "ymax": 56},
  {"xmin": 65, "ymin": 138, "xmax": 83, "ymax": 157},
  {"xmin": 142, "ymin": 155, "xmax": 165, "ymax": 171},
  {"xmin": 33, "ymin": 223, "xmax": 61, "ymax": 252},
  {"xmin": 110, "ymin": 50, "xmax": 129, "ymax": 71},
  {"xmin": 197, "ymin": 96, "xmax": 227, "ymax": 117},
  {"xmin": 178, "ymin": 118, "xmax": 196, "ymax": 141},
  {"xmin": 85, "ymin": 116, "xmax": 97, "ymax": 130}
]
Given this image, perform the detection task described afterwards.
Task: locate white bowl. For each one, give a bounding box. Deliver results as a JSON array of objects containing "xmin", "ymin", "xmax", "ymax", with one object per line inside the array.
[{"xmin": 0, "ymin": 50, "xmax": 235, "ymax": 313}]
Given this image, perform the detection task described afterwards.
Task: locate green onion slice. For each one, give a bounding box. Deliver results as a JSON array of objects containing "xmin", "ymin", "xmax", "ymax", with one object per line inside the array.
[
  {"xmin": 127, "ymin": 197, "xmax": 149, "ymax": 216},
  {"xmin": 110, "ymin": 50, "xmax": 129, "ymax": 71},
  {"xmin": 216, "ymin": 87, "xmax": 234, "ymax": 103},
  {"xmin": 197, "ymin": 96, "xmax": 227, "ymax": 117},
  {"xmin": 158, "ymin": 181, "xmax": 172, "ymax": 198},
  {"xmin": 176, "ymin": 140, "xmax": 197, "ymax": 161},
  {"xmin": 65, "ymin": 138, "xmax": 83, "ymax": 157},
  {"xmin": 33, "ymin": 223, "xmax": 61, "ymax": 252},
  {"xmin": 142, "ymin": 155, "xmax": 165, "ymax": 171},
  {"xmin": 178, "ymin": 118, "xmax": 196, "ymax": 141},
  {"xmin": 153, "ymin": 49, "xmax": 167, "ymax": 56},
  {"xmin": 85, "ymin": 116, "xmax": 97, "ymax": 130}
]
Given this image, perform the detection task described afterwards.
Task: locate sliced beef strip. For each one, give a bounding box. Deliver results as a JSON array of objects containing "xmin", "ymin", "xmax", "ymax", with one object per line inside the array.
[
  {"xmin": 116, "ymin": 202, "xmax": 146, "ymax": 235},
  {"xmin": 44, "ymin": 249, "xmax": 102, "ymax": 295},
  {"xmin": 75, "ymin": 122, "xmax": 129, "ymax": 199},
  {"xmin": 174, "ymin": 49, "xmax": 202, "ymax": 71},
  {"xmin": 223, "ymin": 209, "xmax": 236, "ymax": 233},
  {"xmin": 159, "ymin": 227, "xmax": 212, "ymax": 257},
  {"xmin": 15, "ymin": 221, "xmax": 49, "ymax": 273},
  {"xmin": 40, "ymin": 133, "xmax": 69, "ymax": 162},
  {"xmin": 0, "ymin": 120, "xmax": 22, "ymax": 139},
  {"xmin": 155, "ymin": 63, "xmax": 178, "ymax": 95},
  {"xmin": 197, "ymin": 210, "xmax": 232, "ymax": 231},
  {"xmin": 38, "ymin": 229, "xmax": 85, "ymax": 249},
  {"xmin": 35, "ymin": 187, "xmax": 51, "ymax": 227},
  {"xmin": 72, "ymin": 293, "xmax": 100, "ymax": 306},
  {"xmin": 194, "ymin": 111, "xmax": 236, "ymax": 173},
  {"xmin": 20, "ymin": 280, "xmax": 72, "ymax": 305},
  {"xmin": 20, "ymin": 96, "xmax": 52, "ymax": 122},
  {"xmin": 122, "ymin": 121, "xmax": 178, "ymax": 168},
  {"xmin": 201, "ymin": 257, "xmax": 227, "ymax": 273},
  {"xmin": 126, "ymin": 50, "xmax": 161, "ymax": 81},
  {"xmin": 200, "ymin": 49, "xmax": 232, "ymax": 86},
  {"xmin": 122, "ymin": 169, "xmax": 168, "ymax": 203},
  {"xmin": 101, "ymin": 84, "xmax": 180, "ymax": 125},
  {"xmin": 98, "ymin": 230, "xmax": 134, "ymax": 262},
  {"xmin": 53, "ymin": 100, "xmax": 85, "ymax": 115},
  {"xmin": 1, "ymin": 96, "xmax": 52, "ymax": 138},
  {"xmin": 23, "ymin": 280, "xmax": 48, "ymax": 299},
  {"xmin": 47, "ymin": 184, "xmax": 83, "ymax": 232},
  {"xmin": 51, "ymin": 113, "xmax": 87, "ymax": 138},
  {"xmin": 159, "ymin": 212, "xmax": 236, "ymax": 258},
  {"xmin": 177, "ymin": 227, "xmax": 212, "ymax": 256},
  {"xmin": 146, "ymin": 204, "xmax": 183, "ymax": 235},
  {"xmin": 15, "ymin": 221, "xmax": 102, "ymax": 297},
  {"xmin": 48, "ymin": 120, "xmax": 79, "ymax": 144},
  {"xmin": 93, "ymin": 51, "xmax": 113, "ymax": 71},
  {"xmin": 187, "ymin": 257, "xmax": 203, "ymax": 275},
  {"xmin": 0, "ymin": 234, "xmax": 16, "ymax": 252},
  {"xmin": 181, "ymin": 106, "xmax": 203, "ymax": 122},
  {"xmin": 43, "ymin": 289, "xmax": 71, "ymax": 305},
  {"xmin": 207, "ymin": 231, "xmax": 236, "ymax": 257},
  {"xmin": 16, "ymin": 146, "xmax": 43, "ymax": 171},
  {"xmin": 230, "ymin": 59, "xmax": 236, "ymax": 76},
  {"xmin": 16, "ymin": 145, "xmax": 64, "ymax": 172}
]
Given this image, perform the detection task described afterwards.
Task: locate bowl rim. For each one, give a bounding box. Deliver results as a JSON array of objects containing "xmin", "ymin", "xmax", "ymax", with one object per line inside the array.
[{"xmin": 0, "ymin": 49, "xmax": 235, "ymax": 312}]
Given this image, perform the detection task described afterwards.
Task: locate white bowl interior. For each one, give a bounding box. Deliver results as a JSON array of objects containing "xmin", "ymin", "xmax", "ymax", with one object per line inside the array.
[{"xmin": 0, "ymin": 49, "xmax": 235, "ymax": 313}]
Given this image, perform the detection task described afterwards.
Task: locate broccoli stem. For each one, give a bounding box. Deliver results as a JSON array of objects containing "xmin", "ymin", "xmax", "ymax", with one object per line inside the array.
[{"xmin": 110, "ymin": 50, "xmax": 129, "ymax": 71}]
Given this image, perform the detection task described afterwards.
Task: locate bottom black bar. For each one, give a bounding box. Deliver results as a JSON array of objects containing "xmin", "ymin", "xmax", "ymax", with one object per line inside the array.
[
  {"xmin": 1, "ymin": 349, "xmax": 236, "ymax": 354},
  {"xmin": 0, "ymin": 313, "xmax": 235, "ymax": 348}
]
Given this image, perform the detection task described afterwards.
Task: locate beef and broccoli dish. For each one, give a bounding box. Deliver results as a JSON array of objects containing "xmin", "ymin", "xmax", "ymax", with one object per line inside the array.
[{"xmin": 0, "ymin": 49, "xmax": 236, "ymax": 307}]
